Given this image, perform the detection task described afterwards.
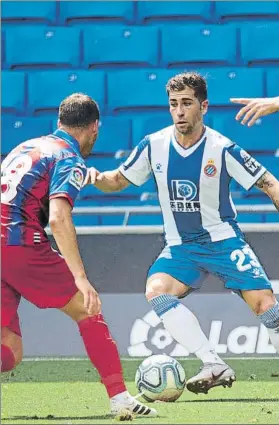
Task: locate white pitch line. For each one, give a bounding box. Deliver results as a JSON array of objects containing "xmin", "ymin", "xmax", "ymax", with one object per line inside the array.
[{"xmin": 22, "ymin": 356, "xmax": 278, "ymax": 362}]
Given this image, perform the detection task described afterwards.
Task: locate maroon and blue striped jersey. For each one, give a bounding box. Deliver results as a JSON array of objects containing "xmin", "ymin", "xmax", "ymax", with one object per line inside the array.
[{"xmin": 1, "ymin": 129, "xmax": 87, "ymax": 246}]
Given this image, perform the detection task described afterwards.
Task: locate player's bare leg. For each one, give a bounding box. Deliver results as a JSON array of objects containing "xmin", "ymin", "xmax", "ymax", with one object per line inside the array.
[
  {"xmin": 60, "ymin": 291, "xmax": 157, "ymax": 418},
  {"xmin": 1, "ymin": 327, "xmax": 23, "ymax": 372},
  {"xmin": 146, "ymin": 273, "xmax": 235, "ymax": 394},
  {"xmin": 242, "ymin": 289, "xmax": 279, "ymax": 352}
]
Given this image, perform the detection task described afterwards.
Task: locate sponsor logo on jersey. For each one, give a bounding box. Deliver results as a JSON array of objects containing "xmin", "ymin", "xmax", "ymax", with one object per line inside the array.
[
  {"xmin": 170, "ymin": 180, "xmax": 200, "ymax": 212},
  {"xmin": 69, "ymin": 167, "xmax": 84, "ymax": 190},
  {"xmin": 204, "ymin": 159, "xmax": 217, "ymax": 177}
]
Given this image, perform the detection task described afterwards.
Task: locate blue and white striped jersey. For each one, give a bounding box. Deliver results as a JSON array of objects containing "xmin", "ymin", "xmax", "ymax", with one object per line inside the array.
[{"xmin": 119, "ymin": 125, "xmax": 266, "ymax": 245}]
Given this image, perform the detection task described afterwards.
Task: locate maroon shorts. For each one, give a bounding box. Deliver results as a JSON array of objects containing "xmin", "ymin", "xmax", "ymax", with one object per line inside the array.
[{"xmin": 1, "ymin": 242, "xmax": 78, "ymax": 336}]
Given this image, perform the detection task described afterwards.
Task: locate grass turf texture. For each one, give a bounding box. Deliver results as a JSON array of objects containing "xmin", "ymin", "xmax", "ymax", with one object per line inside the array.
[{"xmin": 1, "ymin": 359, "xmax": 279, "ymax": 424}]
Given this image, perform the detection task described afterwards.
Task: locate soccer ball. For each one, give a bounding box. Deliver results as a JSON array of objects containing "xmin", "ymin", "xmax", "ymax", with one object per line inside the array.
[{"xmin": 135, "ymin": 354, "xmax": 186, "ymax": 402}]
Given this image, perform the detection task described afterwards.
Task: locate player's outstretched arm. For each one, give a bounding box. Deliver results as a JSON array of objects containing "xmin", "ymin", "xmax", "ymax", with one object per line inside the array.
[
  {"xmin": 230, "ymin": 96, "xmax": 279, "ymax": 127},
  {"xmin": 49, "ymin": 197, "xmax": 101, "ymax": 315},
  {"xmin": 255, "ymin": 171, "xmax": 279, "ymax": 212},
  {"xmin": 86, "ymin": 167, "xmax": 130, "ymax": 192}
]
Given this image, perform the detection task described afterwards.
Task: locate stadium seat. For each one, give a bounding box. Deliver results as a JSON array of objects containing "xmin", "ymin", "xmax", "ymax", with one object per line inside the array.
[
  {"xmin": 254, "ymin": 155, "xmax": 278, "ymax": 176},
  {"xmin": 72, "ymin": 215, "xmax": 100, "ymax": 226},
  {"xmin": 137, "ymin": 1, "xmax": 212, "ymax": 23},
  {"xmin": 85, "ymin": 156, "xmax": 121, "ymax": 171},
  {"xmin": 212, "ymin": 113, "xmax": 279, "ymax": 151},
  {"xmin": 202, "ymin": 68, "xmax": 264, "ymax": 106},
  {"xmin": 107, "ymin": 69, "xmax": 174, "ymax": 112},
  {"xmin": 83, "ymin": 26, "xmax": 159, "ymax": 67},
  {"xmin": 240, "ymin": 23, "xmax": 279, "ymax": 65},
  {"xmin": 28, "ymin": 70, "xmax": 105, "ymax": 113},
  {"xmin": 162, "ymin": 25, "xmax": 237, "ymax": 66},
  {"xmin": 132, "ymin": 114, "xmax": 173, "ymax": 146},
  {"xmin": 1, "ymin": 1, "xmax": 57, "ymax": 24},
  {"xmin": 215, "ymin": 1, "xmax": 279, "ymax": 21},
  {"xmin": 59, "ymin": 1, "xmax": 134, "ymax": 24},
  {"xmin": 267, "ymin": 69, "xmax": 279, "ymax": 97},
  {"xmin": 6, "ymin": 26, "xmax": 81, "ymax": 69},
  {"xmin": 1, "ymin": 116, "xmax": 53, "ymax": 154},
  {"xmin": 2, "ymin": 71, "xmax": 25, "ymax": 113},
  {"xmin": 2, "ymin": 30, "xmax": 6, "ymax": 68},
  {"xmin": 95, "ymin": 117, "xmax": 132, "ymax": 154},
  {"xmin": 128, "ymin": 214, "xmax": 163, "ymax": 225}
]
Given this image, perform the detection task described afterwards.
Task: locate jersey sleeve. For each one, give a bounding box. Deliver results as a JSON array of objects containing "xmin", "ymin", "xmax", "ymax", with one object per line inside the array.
[
  {"xmin": 225, "ymin": 144, "xmax": 266, "ymax": 190},
  {"xmin": 49, "ymin": 157, "xmax": 87, "ymax": 207},
  {"xmin": 118, "ymin": 137, "xmax": 151, "ymax": 186}
]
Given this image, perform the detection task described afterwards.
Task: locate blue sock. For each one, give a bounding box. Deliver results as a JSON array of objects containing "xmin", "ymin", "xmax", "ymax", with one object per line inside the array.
[
  {"xmin": 149, "ymin": 294, "xmax": 180, "ymax": 317},
  {"xmin": 259, "ymin": 301, "xmax": 279, "ymax": 330}
]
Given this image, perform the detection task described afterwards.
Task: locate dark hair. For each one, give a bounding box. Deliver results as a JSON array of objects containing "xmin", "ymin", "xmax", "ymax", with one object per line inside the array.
[
  {"xmin": 166, "ymin": 72, "xmax": 207, "ymax": 103},
  {"xmin": 59, "ymin": 93, "xmax": 100, "ymax": 128}
]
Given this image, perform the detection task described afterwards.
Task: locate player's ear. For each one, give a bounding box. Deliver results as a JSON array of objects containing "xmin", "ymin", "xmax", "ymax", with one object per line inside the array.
[{"xmin": 201, "ymin": 100, "xmax": 209, "ymax": 115}]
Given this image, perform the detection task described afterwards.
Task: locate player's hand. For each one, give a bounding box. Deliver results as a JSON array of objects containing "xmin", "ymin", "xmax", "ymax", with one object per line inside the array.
[
  {"xmin": 83, "ymin": 167, "xmax": 104, "ymax": 186},
  {"xmin": 230, "ymin": 97, "xmax": 279, "ymax": 127},
  {"xmin": 75, "ymin": 277, "xmax": 101, "ymax": 315}
]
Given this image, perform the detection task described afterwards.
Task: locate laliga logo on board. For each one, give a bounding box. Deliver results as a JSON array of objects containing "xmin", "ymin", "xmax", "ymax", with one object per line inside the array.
[
  {"xmin": 128, "ymin": 311, "xmax": 276, "ymax": 356},
  {"xmin": 204, "ymin": 159, "xmax": 217, "ymax": 177}
]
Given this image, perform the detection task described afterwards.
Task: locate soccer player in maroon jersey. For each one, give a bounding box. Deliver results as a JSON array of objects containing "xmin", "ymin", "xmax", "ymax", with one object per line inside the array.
[{"xmin": 1, "ymin": 93, "xmax": 157, "ymax": 419}]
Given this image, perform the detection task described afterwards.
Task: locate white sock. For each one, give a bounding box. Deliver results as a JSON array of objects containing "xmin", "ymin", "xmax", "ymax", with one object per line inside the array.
[
  {"xmin": 267, "ymin": 328, "xmax": 279, "ymax": 352},
  {"xmin": 149, "ymin": 294, "xmax": 225, "ymax": 364},
  {"xmin": 110, "ymin": 390, "xmax": 130, "ymax": 402},
  {"xmin": 259, "ymin": 301, "xmax": 279, "ymax": 353}
]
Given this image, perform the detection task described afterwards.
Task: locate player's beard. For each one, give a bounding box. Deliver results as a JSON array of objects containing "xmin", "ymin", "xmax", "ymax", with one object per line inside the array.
[{"xmin": 176, "ymin": 111, "xmax": 203, "ymax": 136}]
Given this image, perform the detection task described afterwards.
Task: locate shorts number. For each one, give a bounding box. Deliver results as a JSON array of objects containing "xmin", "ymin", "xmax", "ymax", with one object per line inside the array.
[
  {"xmin": 230, "ymin": 246, "xmax": 261, "ymax": 272},
  {"xmin": 1, "ymin": 154, "xmax": 32, "ymax": 203}
]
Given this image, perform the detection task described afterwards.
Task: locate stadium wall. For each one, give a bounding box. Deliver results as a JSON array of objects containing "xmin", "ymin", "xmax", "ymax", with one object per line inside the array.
[{"xmin": 20, "ymin": 232, "xmax": 278, "ymax": 358}]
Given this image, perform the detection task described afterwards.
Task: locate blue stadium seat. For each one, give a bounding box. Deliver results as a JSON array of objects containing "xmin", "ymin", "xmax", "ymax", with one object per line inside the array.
[
  {"xmin": 6, "ymin": 26, "xmax": 81, "ymax": 69},
  {"xmin": 2, "ymin": 71, "xmax": 25, "ymax": 113},
  {"xmin": 128, "ymin": 214, "xmax": 163, "ymax": 225},
  {"xmin": 202, "ymin": 67, "xmax": 264, "ymax": 106},
  {"xmin": 240, "ymin": 23, "xmax": 279, "ymax": 64},
  {"xmin": 2, "ymin": 30, "xmax": 6, "ymax": 68},
  {"xmin": 95, "ymin": 117, "xmax": 131, "ymax": 154},
  {"xmin": 254, "ymin": 155, "xmax": 278, "ymax": 176},
  {"xmin": 162, "ymin": 25, "xmax": 237, "ymax": 66},
  {"xmin": 107, "ymin": 69, "xmax": 174, "ymax": 112},
  {"xmin": 72, "ymin": 215, "xmax": 100, "ymax": 226},
  {"xmin": 2, "ymin": 1, "xmax": 57, "ymax": 24},
  {"xmin": 59, "ymin": 1, "xmax": 134, "ymax": 24},
  {"xmin": 212, "ymin": 112, "xmax": 279, "ymax": 151},
  {"xmin": 137, "ymin": 1, "xmax": 211, "ymax": 23},
  {"xmin": 85, "ymin": 156, "xmax": 121, "ymax": 171},
  {"xmin": 132, "ymin": 114, "xmax": 172, "ymax": 146},
  {"xmin": 83, "ymin": 26, "xmax": 159, "ymax": 67},
  {"xmin": 215, "ymin": 1, "xmax": 279, "ymax": 21},
  {"xmin": 267, "ymin": 69, "xmax": 279, "ymax": 97},
  {"xmin": 28, "ymin": 70, "xmax": 105, "ymax": 113},
  {"xmin": 2, "ymin": 116, "xmax": 53, "ymax": 154}
]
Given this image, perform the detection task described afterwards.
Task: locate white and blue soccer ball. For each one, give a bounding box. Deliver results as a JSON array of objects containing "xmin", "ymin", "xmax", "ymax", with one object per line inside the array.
[{"xmin": 135, "ymin": 354, "xmax": 186, "ymax": 402}]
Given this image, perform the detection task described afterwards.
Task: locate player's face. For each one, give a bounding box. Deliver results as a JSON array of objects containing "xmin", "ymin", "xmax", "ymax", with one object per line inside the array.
[
  {"xmin": 169, "ymin": 88, "xmax": 208, "ymax": 135},
  {"xmin": 82, "ymin": 122, "xmax": 99, "ymax": 157}
]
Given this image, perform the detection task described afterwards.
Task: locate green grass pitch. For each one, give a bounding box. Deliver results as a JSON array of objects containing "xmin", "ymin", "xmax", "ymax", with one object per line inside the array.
[{"xmin": 1, "ymin": 358, "xmax": 279, "ymax": 424}]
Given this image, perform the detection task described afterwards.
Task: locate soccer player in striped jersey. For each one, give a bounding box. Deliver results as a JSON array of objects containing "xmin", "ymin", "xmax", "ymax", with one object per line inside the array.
[
  {"xmin": 87, "ymin": 72, "xmax": 279, "ymax": 394},
  {"xmin": 1, "ymin": 93, "xmax": 157, "ymax": 419}
]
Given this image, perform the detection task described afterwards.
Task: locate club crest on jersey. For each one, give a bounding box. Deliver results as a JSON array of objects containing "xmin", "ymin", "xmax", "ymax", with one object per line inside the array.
[
  {"xmin": 69, "ymin": 167, "xmax": 84, "ymax": 190},
  {"xmin": 204, "ymin": 159, "xmax": 217, "ymax": 177}
]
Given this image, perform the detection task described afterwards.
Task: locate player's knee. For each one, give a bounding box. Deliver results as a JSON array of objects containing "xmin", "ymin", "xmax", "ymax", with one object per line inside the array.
[
  {"xmin": 145, "ymin": 278, "xmax": 170, "ymax": 301},
  {"xmin": 258, "ymin": 299, "xmax": 279, "ymax": 330},
  {"xmin": 254, "ymin": 295, "xmax": 276, "ymax": 316},
  {"xmin": 1, "ymin": 339, "xmax": 23, "ymax": 372}
]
